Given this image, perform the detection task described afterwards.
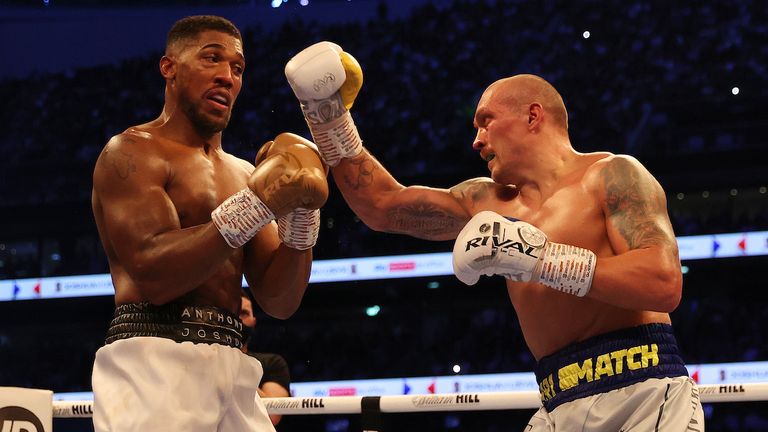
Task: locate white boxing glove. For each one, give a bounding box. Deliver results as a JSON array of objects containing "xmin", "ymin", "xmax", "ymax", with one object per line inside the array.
[
  {"xmin": 452, "ymin": 211, "xmax": 596, "ymax": 297},
  {"xmin": 285, "ymin": 42, "xmax": 347, "ymax": 101},
  {"xmin": 285, "ymin": 41, "xmax": 364, "ymax": 166}
]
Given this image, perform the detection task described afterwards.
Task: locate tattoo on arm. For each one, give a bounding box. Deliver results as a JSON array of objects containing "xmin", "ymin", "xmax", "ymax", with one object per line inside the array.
[
  {"xmin": 342, "ymin": 154, "xmax": 378, "ymax": 190},
  {"xmin": 451, "ymin": 181, "xmax": 491, "ymax": 204},
  {"xmin": 386, "ymin": 201, "xmax": 466, "ymax": 238},
  {"xmin": 111, "ymin": 149, "xmax": 137, "ymax": 180},
  {"xmin": 102, "ymin": 138, "xmax": 137, "ymax": 180},
  {"xmin": 602, "ymin": 159, "xmax": 672, "ymax": 250}
]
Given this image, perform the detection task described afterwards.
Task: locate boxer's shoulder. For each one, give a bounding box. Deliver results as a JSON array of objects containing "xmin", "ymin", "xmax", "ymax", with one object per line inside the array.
[
  {"xmin": 103, "ymin": 127, "xmax": 157, "ymax": 154},
  {"xmin": 584, "ymin": 152, "xmax": 643, "ymax": 177},
  {"xmin": 451, "ymin": 177, "xmax": 518, "ymax": 204},
  {"xmin": 94, "ymin": 129, "xmax": 171, "ymax": 187},
  {"xmin": 583, "ymin": 153, "xmax": 660, "ymax": 195},
  {"xmin": 579, "ymin": 152, "xmax": 634, "ymax": 193}
]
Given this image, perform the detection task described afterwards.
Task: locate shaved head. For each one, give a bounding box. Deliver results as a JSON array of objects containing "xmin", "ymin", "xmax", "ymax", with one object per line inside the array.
[{"xmin": 486, "ymin": 74, "xmax": 569, "ymax": 132}]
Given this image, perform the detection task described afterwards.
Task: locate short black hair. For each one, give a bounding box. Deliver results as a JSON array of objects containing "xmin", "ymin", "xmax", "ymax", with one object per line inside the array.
[{"xmin": 166, "ymin": 15, "xmax": 242, "ymax": 53}]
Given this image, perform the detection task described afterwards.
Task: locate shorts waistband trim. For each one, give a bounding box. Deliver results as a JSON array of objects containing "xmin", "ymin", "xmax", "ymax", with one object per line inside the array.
[
  {"xmin": 534, "ymin": 323, "xmax": 689, "ymax": 412},
  {"xmin": 105, "ymin": 302, "xmax": 245, "ymax": 349}
]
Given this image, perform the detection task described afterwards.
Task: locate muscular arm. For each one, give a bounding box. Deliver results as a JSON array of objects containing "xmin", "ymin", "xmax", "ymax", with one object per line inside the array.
[
  {"xmin": 92, "ymin": 135, "xmax": 234, "ymax": 305},
  {"xmin": 241, "ymin": 226, "xmax": 311, "ymax": 320},
  {"xmin": 588, "ymin": 156, "xmax": 682, "ymax": 312},
  {"xmin": 332, "ymin": 149, "xmax": 499, "ymax": 240}
]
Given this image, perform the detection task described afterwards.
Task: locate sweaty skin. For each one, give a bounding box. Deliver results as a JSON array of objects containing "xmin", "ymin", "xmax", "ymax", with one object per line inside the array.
[
  {"xmin": 326, "ymin": 75, "xmax": 681, "ymax": 359},
  {"xmin": 92, "ymin": 31, "xmax": 311, "ymax": 318}
]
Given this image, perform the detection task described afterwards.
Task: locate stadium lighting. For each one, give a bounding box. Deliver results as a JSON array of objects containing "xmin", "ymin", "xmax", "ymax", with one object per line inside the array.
[{"xmin": 366, "ymin": 305, "xmax": 381, "ymax": 317}]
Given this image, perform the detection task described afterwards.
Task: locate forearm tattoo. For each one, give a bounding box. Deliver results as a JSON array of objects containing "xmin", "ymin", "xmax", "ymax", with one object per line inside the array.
[
  {"xmin": 602, "ymin": 158, "xmax": 673, "ymax": 250},
  {"xmin": 386, "ymin": 201, "xmax": 466, "ymax": 238},
  {"xmin": 342, "ymin": 154, "xmax": 377, "ymax": 190}
]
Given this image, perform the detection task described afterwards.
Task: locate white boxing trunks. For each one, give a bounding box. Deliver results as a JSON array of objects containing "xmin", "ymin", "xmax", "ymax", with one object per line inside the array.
[
  {"xmin": 527, "ymin": 323, "xmax": 704, "ymax": 431},
  {"xmin": 91, "ymin": 302, "xmax": 275, "ymax": 432}
]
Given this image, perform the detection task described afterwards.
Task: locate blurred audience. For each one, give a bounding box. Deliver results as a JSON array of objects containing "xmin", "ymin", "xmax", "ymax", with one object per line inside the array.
[{"xmin": 1, "ymin": 1, "xmax": 767, "ymax": 429}]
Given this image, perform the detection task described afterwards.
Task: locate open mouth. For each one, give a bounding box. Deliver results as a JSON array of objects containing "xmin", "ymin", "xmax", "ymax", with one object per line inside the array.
[{"xmin": 206, "ymin": 91, "xmax": 231, "ymax": 110}]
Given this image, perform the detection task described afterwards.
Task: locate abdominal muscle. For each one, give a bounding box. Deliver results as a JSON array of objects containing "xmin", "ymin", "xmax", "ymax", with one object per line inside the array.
[{"xmin": 508, "ymin": 280, "xmax": 671, "ymax": 360}]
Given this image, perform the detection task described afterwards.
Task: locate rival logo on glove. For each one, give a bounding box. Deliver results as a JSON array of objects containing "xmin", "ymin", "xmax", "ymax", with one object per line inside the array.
[
  {"xmin": 464, "ymin": 222, "xmax": 541, "ymax": 259},
  {"xmin": 313, "ymin": 72, "xmax": 337, "ymax": 93}
]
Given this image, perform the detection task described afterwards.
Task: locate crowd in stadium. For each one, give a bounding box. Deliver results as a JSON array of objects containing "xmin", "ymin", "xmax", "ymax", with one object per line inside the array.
[{"xmin": 1, "ymin": 0, "xmax": 766, "ymax": 430}]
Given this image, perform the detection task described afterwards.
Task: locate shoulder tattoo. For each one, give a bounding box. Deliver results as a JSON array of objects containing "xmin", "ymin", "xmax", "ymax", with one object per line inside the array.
[
  {"xmin": 102, "ymin": 138, "xmax": 137, "ymax": 180},
  {"xmin": 451, "ymin": 181, "xmax": 492, "ymax": 204},
  {"xmin": 602, "ymin": 158, "xmax": 672, "ymax": 250}
]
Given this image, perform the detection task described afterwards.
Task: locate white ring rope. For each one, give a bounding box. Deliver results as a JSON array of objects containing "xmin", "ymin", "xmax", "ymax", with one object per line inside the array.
[{"xmin": 52, "ymin": 382, "xmax": 768, "ymax": 418}]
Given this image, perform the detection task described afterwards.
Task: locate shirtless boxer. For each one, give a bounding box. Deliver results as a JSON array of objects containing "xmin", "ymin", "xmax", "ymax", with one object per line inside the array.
[
  {"xmin": 90, "ymin": 16, "xmax": 327, "ymax": 431},
  {"xmin": 283, "ymin": 42, "xmax": 704, "ymax": 430}
]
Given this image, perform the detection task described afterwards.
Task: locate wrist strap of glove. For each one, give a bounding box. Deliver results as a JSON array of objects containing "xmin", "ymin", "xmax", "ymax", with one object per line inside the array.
[
  {"xmin": 306, "ymin": 110, "xmax": 363, "ymax": 166},
  {"xmin": 278, "ymin": 208, "xmax": 321, "ymax": 250},
  {"xmin": 211, "ymin": 188, "xmax": 275, "ymax": 248},
  {"xmin": 536, "ymin": 243, "xmax": 596, "ymax": 297}
]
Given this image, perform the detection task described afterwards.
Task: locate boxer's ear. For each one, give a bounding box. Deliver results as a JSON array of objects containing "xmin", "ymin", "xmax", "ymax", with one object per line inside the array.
[{"xmin": 527, "ymin": 103, "xmax": 543, "ymax": 131}]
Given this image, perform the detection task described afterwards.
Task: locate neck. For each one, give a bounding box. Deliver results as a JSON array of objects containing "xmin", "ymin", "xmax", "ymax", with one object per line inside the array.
[
  {"xmin": 155, "ymin": 103, "xmax": 223, "ymax": 150},
  {"xmin": 516, "ymin": 136, "xmax": 578, "ymax": 203}
]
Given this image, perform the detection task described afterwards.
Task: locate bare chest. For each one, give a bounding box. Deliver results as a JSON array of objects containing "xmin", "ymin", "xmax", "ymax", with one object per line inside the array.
[
  {"xmin": 497, "ymin": 186, "xmax": 608, "ymax": 252},
  {"xmin": 166, "ymin": 153, "xmax": 250, "ymax": 227}
]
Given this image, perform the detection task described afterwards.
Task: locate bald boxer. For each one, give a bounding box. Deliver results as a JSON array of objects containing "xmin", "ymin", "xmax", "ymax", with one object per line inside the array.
[
  {"xmin": 285, "ymin": 43, "xmax": 704, "ymax": 430},
  {"xmin": 90, "ymin": 16, "xmax": 326, "ymax": 432}
]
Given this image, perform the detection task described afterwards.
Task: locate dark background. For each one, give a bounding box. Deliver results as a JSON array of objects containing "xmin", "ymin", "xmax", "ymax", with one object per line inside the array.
[{"xmin": 1, "ymin": 0, "xmax": 767, "ymax": 430}]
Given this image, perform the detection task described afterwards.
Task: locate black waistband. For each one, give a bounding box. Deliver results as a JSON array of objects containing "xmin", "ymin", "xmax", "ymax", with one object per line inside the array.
[
  {"xmin": 105, "ymin": 302, "xmax": 245, "ymax": 349},
  {"xmin": 534, "ymin": 323, "xmax": 689, "ymax": 412}
]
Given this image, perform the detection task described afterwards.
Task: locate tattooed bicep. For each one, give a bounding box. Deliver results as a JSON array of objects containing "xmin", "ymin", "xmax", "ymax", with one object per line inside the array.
[{"xmin": 601, "ymin": 157, "xmax": 674, "ymax": 250}]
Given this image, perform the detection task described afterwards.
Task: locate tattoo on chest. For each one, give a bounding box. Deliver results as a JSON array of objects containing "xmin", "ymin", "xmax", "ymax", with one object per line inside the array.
[
  {"xmin": 387, "ymin": 203, "xmax": 464, "ymax": 237},
  {"xmin": 602, "ymin": 161, "xmax": 670, "ymax": 249},
  {"xmin": 342, "ymin": 156, "xmax": 377, "ymax": 190}
]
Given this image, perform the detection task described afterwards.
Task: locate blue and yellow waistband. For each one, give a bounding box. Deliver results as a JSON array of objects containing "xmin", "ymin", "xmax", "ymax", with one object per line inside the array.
[{"xmin": 534, "ymin": 323, "xmax": 689, "ymax": 412}]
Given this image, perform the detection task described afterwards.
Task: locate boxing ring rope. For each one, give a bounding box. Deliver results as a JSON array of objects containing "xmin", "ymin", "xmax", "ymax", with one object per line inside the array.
[{"xmin": 52, "ymin": 382, "xmax": 768, "ymax": 418}]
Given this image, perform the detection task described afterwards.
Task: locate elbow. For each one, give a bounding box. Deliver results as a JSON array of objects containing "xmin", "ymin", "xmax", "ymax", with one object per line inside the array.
[
  {"xmin": 257, "ymin": 293, "xmax": 303, "ymax": 320},
  {"xmin": 362, "ymin": 202, "xmax": 396, "ymax": 233},
  {"xmin": 264, "ymin": 302, "xmax": 300, "ymax": 320},
  {"xmin": 365, "ymin": 216, "xmax": 391, "ymax": 233},
  {"xmin": 653, "ymin": 263, "xmax": 683, "ymax": 313},
  {"xmin": 125, "ymin": 250, "xmax": 164, "ymax": 288}
]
